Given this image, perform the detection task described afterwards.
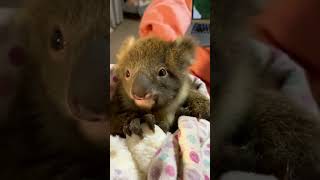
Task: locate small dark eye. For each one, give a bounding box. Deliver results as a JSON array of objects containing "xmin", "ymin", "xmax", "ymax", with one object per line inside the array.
[
  {"xmin": 158, "ymin": 68, "xmax": 167, "ymax": 77},
  {"xmin": 125, "ymin": 70, "xmax": 130, "ymax": 78},
  {"xmin": 51, "ymin": 28, "xmax": 64, "ymax": 51}
]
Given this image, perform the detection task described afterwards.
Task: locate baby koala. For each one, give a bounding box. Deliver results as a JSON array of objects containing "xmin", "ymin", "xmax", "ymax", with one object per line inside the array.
[{"xmin": 110, "ymin": 36, "xmax": 210, "ymax": 138}]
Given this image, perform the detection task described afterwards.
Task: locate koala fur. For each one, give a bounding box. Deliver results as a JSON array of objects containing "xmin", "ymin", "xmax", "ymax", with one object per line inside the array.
[
  {"xmin": 212, "ymin": 0, "xmax": 320, "ymax": 179},
  {"xmin": 110, "ymin": 36, "xmax": 210, "ymax": 138},
  {"xmin": 0, "ymin": 0, "xmax": 108, "ymax": 179}
]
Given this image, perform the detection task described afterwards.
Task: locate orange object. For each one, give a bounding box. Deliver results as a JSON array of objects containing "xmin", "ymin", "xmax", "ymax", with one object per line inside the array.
[{"xmin": 139, "ymin": 0, "xmax": 211, "ymax": 93}]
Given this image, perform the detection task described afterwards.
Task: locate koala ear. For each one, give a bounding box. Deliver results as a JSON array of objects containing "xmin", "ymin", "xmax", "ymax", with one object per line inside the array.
[
  {"xmin": 116, "ymin": 36, "xmax": 136, "ymax": 63},
  {"xmin": 168, "ymin": 36, "xmax": 197, "ymax": 70}
]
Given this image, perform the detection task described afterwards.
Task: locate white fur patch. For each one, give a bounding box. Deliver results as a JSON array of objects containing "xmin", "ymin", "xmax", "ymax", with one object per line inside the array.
[
  {"xmin": 175, "ymin": 37, "xmax": 184, "ymax": 46},
  {"xmin": 126, "ymin": 124, "xmax": 167, "ymax": 176},
  {"xmin": 165, "ymin": 77, "xmax": 191, "ymax": 125}
]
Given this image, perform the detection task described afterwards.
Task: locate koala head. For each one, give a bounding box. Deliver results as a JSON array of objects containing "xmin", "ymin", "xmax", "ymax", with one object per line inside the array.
[
  {"xmin": 116, "ymin": 36, "xmax": 196, "ymax": 110},
  {"xmin": 14, "ymin": 0, "xmax": 109, "ymax": 121}
]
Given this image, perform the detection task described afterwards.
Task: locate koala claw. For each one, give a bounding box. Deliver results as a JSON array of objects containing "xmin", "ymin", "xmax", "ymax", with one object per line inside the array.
[
  {"xmin": 122, "ymin": 114, "xmax": 156, "ymax": 138},
  {"xmin": 123, "ymin": 118, "xmax": 143, "ymax": 139},
  {"xmin": 177, "ymin": 106, "xmax": 192, "ymax": 117},
  {"xmin": 199, "ymin": 110, "xmax": 210, "ymax": 120},
  {"xmin": 143, "ymin": 114, "xmax": 156, "ymax": 132}
]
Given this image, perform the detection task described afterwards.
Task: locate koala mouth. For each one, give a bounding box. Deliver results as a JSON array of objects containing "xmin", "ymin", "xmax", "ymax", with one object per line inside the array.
[
  {"xmin": 68, "ymin": 97, "xmax": 106, "ymax": 122},
  {"xmin": 132, "ymin": 93, "xmax": 156, "ymax": 110},
  {"xmin": 134, "ymin": 99, "xmax": 155, "ymax": 109},
  {"xmin": 68, "ymin": 34, "xmax": 110, "ymax": 121},
  {"xmin": 67, "ymin": 75, "xmax": 108, "ymax": 122},
  {"xmin": 67, "ymin": 35, "xmax": 108, "ymax": 122}
]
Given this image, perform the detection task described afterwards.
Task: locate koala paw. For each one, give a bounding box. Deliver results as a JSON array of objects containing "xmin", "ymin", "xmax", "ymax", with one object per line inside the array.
[
  {"xmin": 142, "ymin": 113, "xmax": 156, "ymax": 132},
  {"xmin": 123, "ymin": 118, "xmax": 143, "ymax": 138},
  {"xmin": 177, "ymin": 106, "xmax": 192, "ymax": 117},
  {"xmin": 122, "ymin": 114, "xmax": 156, "ymax": 139},
  {"xmin": 178, "ymin": 102, "xmax": 210, "ymax": 120},
  {"xmin": 198, "ymin": 105, "xmax": 210, "ymax": 120}
]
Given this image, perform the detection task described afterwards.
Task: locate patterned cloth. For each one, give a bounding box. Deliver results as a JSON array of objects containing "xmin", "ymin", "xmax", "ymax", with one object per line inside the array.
[{"xmin": 148, "ymin": 117, "xmax": 210, "ymax": 180}]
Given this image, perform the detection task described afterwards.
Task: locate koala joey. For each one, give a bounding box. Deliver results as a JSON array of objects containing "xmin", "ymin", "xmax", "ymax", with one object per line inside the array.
[{"xmin": 110, "ymin": 36, "xmax": 210, "ymax": 138}]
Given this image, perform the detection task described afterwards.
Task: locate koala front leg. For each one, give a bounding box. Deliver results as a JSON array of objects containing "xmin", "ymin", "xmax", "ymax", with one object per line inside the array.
[
  {"xmin": 178, "ymin": 89, "xmax": 210, "ymax": 120},
  {"xmin": 115, "ymin": 112, "xmax": 156, "ymax": 138}
]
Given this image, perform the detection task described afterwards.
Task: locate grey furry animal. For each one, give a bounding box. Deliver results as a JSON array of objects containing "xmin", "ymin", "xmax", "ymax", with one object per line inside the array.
[
  {"xmin": 110, "ymin": 36, "xmax": 210, "ymax": 138},
  {"xmin": 212, "ymin": 0, "xmax": 320, "ymax": 179},
  {"xmin": 0, "ymin": 0, "xmax": 108, "ymax": 179}
]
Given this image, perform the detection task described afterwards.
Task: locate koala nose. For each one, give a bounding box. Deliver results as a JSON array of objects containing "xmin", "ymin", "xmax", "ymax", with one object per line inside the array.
[{"xmin": 132, "ymin": 74, "xmax": 152, "ymax": 99}]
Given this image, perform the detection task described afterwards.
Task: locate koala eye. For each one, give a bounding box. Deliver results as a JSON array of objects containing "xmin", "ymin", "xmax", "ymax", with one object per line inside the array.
[
  {"xmin": 125, "ymin": 70, "xmax": 130, "ymax": 78},
  {"xmin": 158, "ymin": 68, "xmax": 167, "ymax": 77},
  {"xmin": 50, "ymin": 28, "xmax": 64, "ymax": 51}
]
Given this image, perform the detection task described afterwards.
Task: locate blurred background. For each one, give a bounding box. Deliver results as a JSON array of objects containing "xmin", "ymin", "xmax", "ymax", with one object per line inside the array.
[
  {"xmin": 0, "ymin": 0, "xmax": 150, "ymax": 64},
  {"xmin": 0, "ymin": 0, "xmax": 21, "ymax": 8},
  {"xmin": 110, "ymin": 0, "xmax": 151, "ymax": 64}
]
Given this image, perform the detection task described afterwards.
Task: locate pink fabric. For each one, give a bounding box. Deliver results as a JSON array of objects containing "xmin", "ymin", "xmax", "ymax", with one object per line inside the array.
[
  {"xmin": 139, "ymin": 0, "xmax": 192, "ymax": 41},
  {"xmin": 148, "ymin": 117, "xmax": 210, "ymax": 180},
  {"xmin": 139, "ymin": 0, "xmax": 211, "ymax": 93}
]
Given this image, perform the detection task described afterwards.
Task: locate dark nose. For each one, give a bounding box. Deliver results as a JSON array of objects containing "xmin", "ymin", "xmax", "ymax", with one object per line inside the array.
[{"xmin": 132, "ymin": 74, "xmax": 152, "ymax": 99}]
